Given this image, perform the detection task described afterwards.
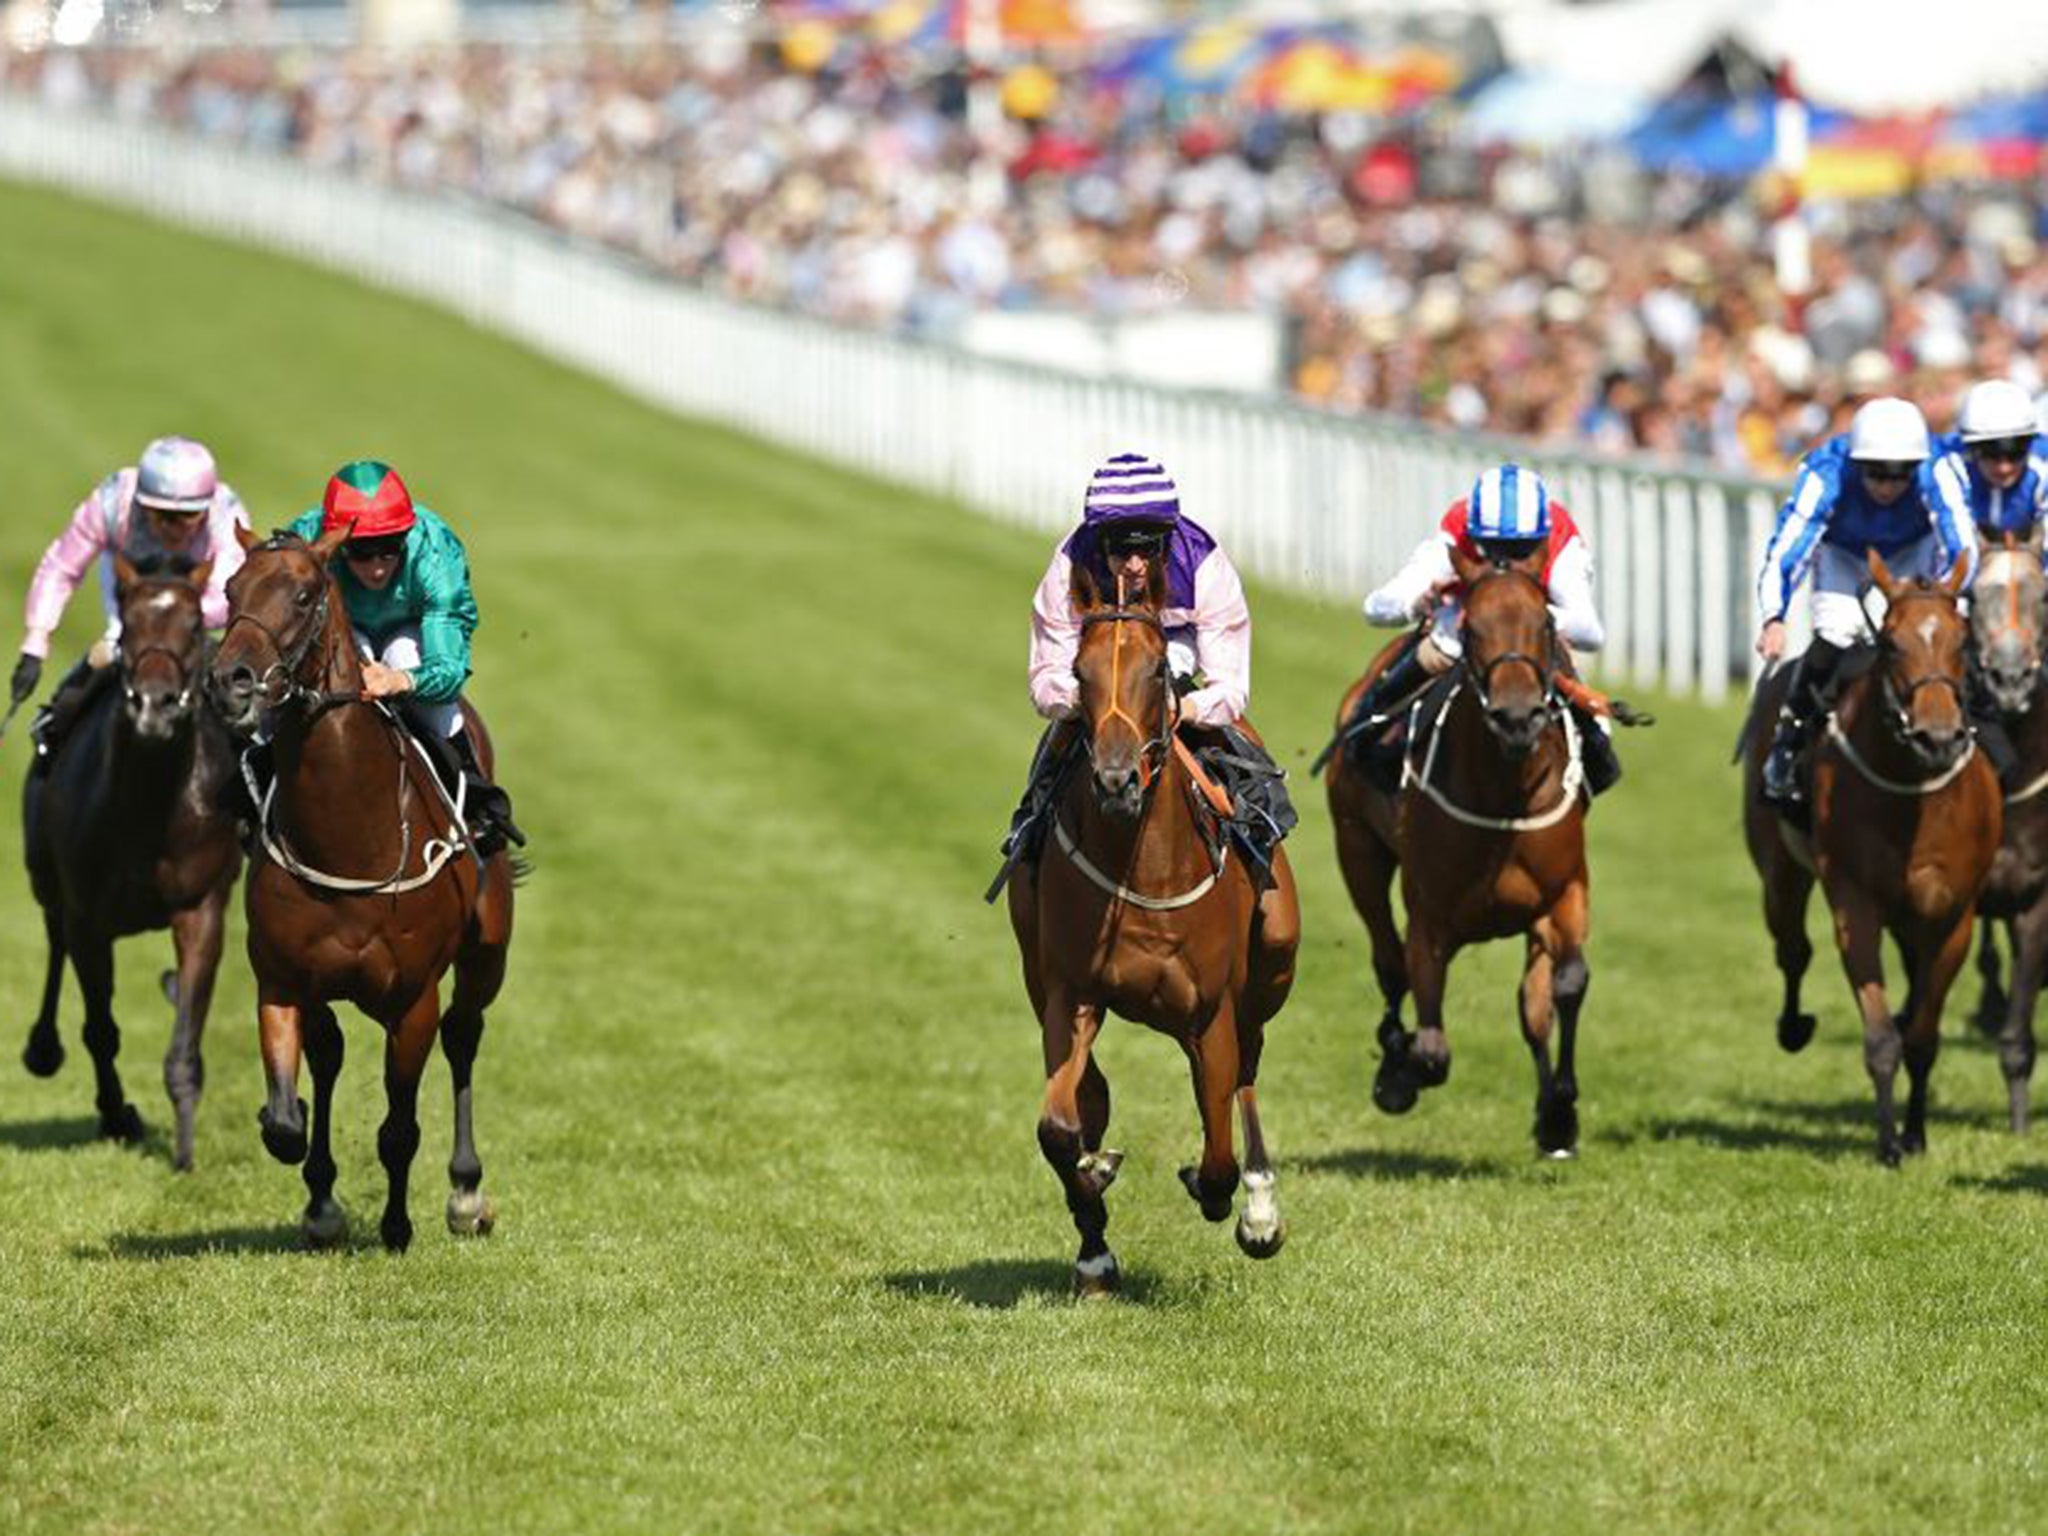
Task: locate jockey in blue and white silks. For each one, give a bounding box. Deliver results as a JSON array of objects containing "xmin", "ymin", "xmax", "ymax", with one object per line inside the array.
[
  {"xmin": 1757, "ymin": 397, "xmax": 1977, "ymax": 806},
  {"xmin": 1930, "ymin": 379, "xmax": 2048, "ymax": 544}
]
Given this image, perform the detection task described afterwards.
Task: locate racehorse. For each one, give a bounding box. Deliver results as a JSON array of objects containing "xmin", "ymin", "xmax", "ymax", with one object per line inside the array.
[
  {"xmin": 208, "ymin": 524, "xmax": 515, "ymax": 1249},
  {"xmin": 1325, "ymin": 544, "xmax": 1591, "ymax": 1157},
  {"xmin": 1741, "ymin": 551, "xmax": 2000, "ymax": 1164},
  {"xmin": 21, "ymin": 557, "xmax": 242, "ymax": 1169},
  {"xmin": 1964, "ymin": 531, "xmax": 2048, "ymax": 1130},
  {"xmin": 1007, "ymin": 555, "xmax": 1299, "ymax": 1297}
]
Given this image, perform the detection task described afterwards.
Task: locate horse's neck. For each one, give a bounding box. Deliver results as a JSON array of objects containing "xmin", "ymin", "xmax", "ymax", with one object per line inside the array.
[
  {"xmin": 1835, "ymin": 670, "xmax": 1924, "ymax": 778},
  {"xmin": 271, "ymin": 604, "xmax": 411, "ymax": 869},
  {"xmin": 1441, "ymin": 684, "xmax": 1567, "ymax": 811},
  {"xmin": 1069, "ymin": 744, "xmax": 1212, "ymax": 888},
  {"xmin": 95, "ymin": 705, "xmax": 195, "ymax": 815}
]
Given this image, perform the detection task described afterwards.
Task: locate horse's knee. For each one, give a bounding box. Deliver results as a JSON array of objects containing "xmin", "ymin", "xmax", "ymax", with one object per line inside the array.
[
  {"xmin": 377, "ymin": 1114, "xmax": 422, "ymax": 1173},
  {"xmin": 162, "ymin": 1049, "xmax": 203, "ymax": 1103},
  {"xmin": 1037, "ymin": 1117, "xmax": 1083, "ymax": 1172},
  {"xmin": 1863, "ymin": 1027, "xmax": 1903, "ymax": 1080},
  {"xmin": 80, "ymin": 1014, "xmax": 120, "ymax": 1058},
  {"xmin": 1554, "ymin": 953, "xmax": 1590, "ymax": 1004},
  {"xmin": 2001, "ymin": 1031, "xmax": 2037, "ymax": 1082}
]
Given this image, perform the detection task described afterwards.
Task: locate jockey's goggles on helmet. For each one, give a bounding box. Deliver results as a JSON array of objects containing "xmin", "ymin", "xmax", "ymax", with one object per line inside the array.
[
  {"xmin": 1861, "ymin": 461, "xmax": 1916, "ymax": 485},
  {"xmin": 341, "ymin": 534, "xmax": 406, "ymax": 563},
  {"xmin": 1476, "ymin": 536, "xmax": 1543, "ymax": 563},
  {"xmin": 1101, "ymin": 526, "xmax": 1170, "ymax": 559},
  {"xmin": 1970, "ymin": 436, "xmax": 2034, "ymax": 465},
  {"xmin": 143, "ymin": 502, "xmax": 207, "ymax": 526}
]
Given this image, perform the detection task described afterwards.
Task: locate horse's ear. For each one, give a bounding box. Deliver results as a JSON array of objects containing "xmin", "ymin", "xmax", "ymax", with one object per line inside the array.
[
  {"xmin": 234, "ymin": 524, "xmax": 260, "ymax": 552},
  {"xmin": 311, "ymin": 520, "xmax": 353, "ymax": 565},
  {"xmin": 1070, "ymin": 556, "xmax": 1101, "ymax": 613},
  {"xmin": 1941, "ymin": 556, "xmax": 1969, "ymax": 597},
  {"xmin": 1867, "ymin": 547, "xmax": 1898, "ymax": 597},
  {"xmin": 111, "ymin": 552, "xmax": 139, "ymax": 595},
  {"xmin": 187, "ymin": 559, "xmax": 213, "ymax": 594},
  {"xmin": 1144, "ymin": 547, "xmax": 1168, "ymax": 610},
  {"xmin": 1449, "ymin": 542, "xmax": 1487, "ymax": 589}
]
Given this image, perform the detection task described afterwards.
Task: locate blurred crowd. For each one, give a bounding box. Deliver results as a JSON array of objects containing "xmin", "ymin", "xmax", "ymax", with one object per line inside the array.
[{"xmin": 8, "ymin": 37, "xmax": 2048, "ymax": 476}]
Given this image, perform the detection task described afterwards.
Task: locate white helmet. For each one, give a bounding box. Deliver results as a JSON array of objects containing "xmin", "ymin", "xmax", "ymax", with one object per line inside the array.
[
  {"xmin": 1957, "ymin": 379, "xmax": 2039, "ymax": 443},
  {"xmin": 1848, "ymin": 396, "xmax": 1931, "ymax": 463}
]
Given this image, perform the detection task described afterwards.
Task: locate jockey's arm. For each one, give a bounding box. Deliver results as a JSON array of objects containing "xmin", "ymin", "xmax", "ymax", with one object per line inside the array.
[
  {"xmin": 407, "ymin": 545, "xmax": 478, "ymax": 705},
  {"xmin": 1027, "ymin": 549, "xmax": 1081, "ymax": 721},
  {"xmin": 198, "ymin": 489, "xmax": 253, "ymax": 632},
  {"xmin": 1756, "ymin": 462, "xmax": 1832, "ymax": 632},
  {"xmin": 1363, "ymin": 533, "xmax": 1454, "ymax": 627},
  {"xmin": 22, "ymin": 476, "xmax": 118, "ymax": 660},
  {"xmin": 1546, "ymin": 537, "xmax": 1605, "ymax": 652},
  {"xmin": 1180, "ymin": 551, "xmax": 1250, "ymax": 727}
]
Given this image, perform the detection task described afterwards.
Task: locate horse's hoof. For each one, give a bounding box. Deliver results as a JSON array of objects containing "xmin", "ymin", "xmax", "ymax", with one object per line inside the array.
[
  {"xmin": 1073, "ymin": 1253, "xmax": 1120, "ymax": 1299},
  {"xmin": 1076, "ymin": 1148, "xmax": 1124, "ymax": 1196},
  {"xmin": 21, "ymin": 1032, "xmax": 64, "ymax": 1078},
  {"xmin": 303, "ymin": 1200, "xmax": 349, "ymax": 1249},
  {"xmin": 446, "ymin": 1189, "xmax": 496, "ymax": 1238},
  {"xmin": 1878, "ymin": 1142, "xmax": 1903, "ymax": 1169},
  {"xmin": 257, "ymin": 1100, "xmax": 308, "ymax": 1165},
  {"xmin": 1901, "ymin": 1131, "xmax": 1927, "ymax": 1157},
  {"xmin": 99, "ymin": 1103, "xmax": 146, "ymax": 1144},
  {"xmin": 1235, "ymin": 1214, "xmax": 1286, "ymax": 1260},
  {"xmin": 1178, "ymin": 1165, "xmax": 1235, "ymax": 1222},
  {"xmin": 1776, "ymin": 1012, "xmax": 1817, "ymax": 1054},
  {"xmin": 380, "ymin": 1213, "xmax": 414, "ymax": 1253},
  {"xmin": 1539, "ymin": 1144, "xmax": 1579, "ymax": 1162},
  {"xmin": 1372, "ymin": 1068, "xmax": 1420, "ymax": 1115}
]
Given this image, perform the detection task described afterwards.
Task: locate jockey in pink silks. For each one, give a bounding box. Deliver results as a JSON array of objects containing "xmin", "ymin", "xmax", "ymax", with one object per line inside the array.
[
  {"xmin": 15, "ymin": 436, "xmax": 249, "ymax": 763},
  {"xmin": 991, "ymin": 451, "xmax": 1296, "ymax": 895}
]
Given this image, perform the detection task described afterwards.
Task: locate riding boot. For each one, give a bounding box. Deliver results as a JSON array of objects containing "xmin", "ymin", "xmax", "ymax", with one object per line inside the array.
[
  {"xmin": 441, "ymin": 728, "xmax": 526, "ymax": 859},
  {"xmin": 1352, "ymin": 638, "xmax": 1434, "ymax": 727},
  {"xmin": 28, "ymin": 657, "xmax": 107, "ymax": 776},
  {"xmin": 1207, "ymin": 725, "xmax": 1298, "ymax": 890},
  {"xmin": 1762, "ymin": 640, "xmax": 1844, "ymax": 807},
  {"xmin": 1001, "ymin": 719, "xmax": 1080, "ymax": 862},
  {"xmin": 1575, "ymin": 704, "xmax": 1622, "ymax": 796}
]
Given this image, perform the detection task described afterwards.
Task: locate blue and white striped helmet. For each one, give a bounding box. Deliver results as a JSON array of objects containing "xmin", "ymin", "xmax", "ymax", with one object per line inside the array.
[
  {"xmin": 1468, "ymin": 463, "xmax": 1550, "ymax": 542},
  {"xmin": 1083, "ymin": 452, "xmax": 1181, "ymax": 526}
]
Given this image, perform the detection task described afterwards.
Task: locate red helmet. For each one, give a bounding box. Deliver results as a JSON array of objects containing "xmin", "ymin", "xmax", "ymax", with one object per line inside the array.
[{"xmin": 321, "ymin": 460, "xmax": 416, "ymax": 539}]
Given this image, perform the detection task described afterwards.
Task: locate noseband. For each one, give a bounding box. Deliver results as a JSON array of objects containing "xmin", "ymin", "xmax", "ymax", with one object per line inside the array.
[
  {"xmin": 121, "ymin": 640, "xmax": 202, "ymax": 713},
  {"xmin": 1080, "ymin": 607, "xmax": 1175, "ymax": 791}
]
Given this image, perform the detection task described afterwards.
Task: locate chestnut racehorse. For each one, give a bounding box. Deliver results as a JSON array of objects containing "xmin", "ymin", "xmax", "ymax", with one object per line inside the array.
[
  {"xmin": 1007, "ymin": 556, "xmax": 1299, "ymax": 1297},
  {"xmin": 21, "ymin": 558, "xmax": 241, "ymax": 1169},
  {"xmin": 1961, "ymin": 532, "xmax": 2048, "ymax": 1129},
  {"xmin": 1326, "ymin": 545, "xmax": 1591, "ymax": 1157},
  {"xmin": 209, "ymin": 525, "xmax": 516, "ymax": 1249},
  {"xmin": 1742, "ymin": 552, "xmax": 2000, "ymax": 1164}
]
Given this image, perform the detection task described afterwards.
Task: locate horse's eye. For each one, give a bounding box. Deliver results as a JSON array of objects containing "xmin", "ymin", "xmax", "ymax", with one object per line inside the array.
[{"xmin": 295, "ymin": 589, "xmax": 314, "ymax": 609}]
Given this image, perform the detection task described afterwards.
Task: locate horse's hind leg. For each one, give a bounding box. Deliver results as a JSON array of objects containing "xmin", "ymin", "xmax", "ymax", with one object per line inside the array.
[
  {"xmin": 1524, "ymin": 887, "xmax": 1590, "ymax": 1159},
  {"xmin": 1038, "ymin": 996, "xmax": 1117, "ymax": 1296},
  {"xmin": 162, "ymin": 897, "xmax": 226, "ymax": 1172},
  {"xmin": 1178, "ymin": 998, "xmax": 1241, "ymax": 1225},
  {"xmin": 443, "ymin": 865, "xmax": 512, "ymax": 1236},
  {"xmin": 1830, "ymin": 888, "xmax": 1904, "ymax": 1165},
  {"xmin": 1976, "ymin": 918, "xmax": 2010, "ymax": 1038},
  {"xmin": 1336, "ymin": 816, "xmax": 1409, "ymax": 1048},
  {"xmin": 71, "ymin": 930, "xmax": 143, "ymax": 1143},
  {"xmin": 1379, "ymin": 919, "xmax": 1455, "ymax": 1114},
  {"xmin": 21, "ymin": 904, "xmax": 66, "ymax": 1079},
  {"xmin": 1901, "ymin": 916, "xmax": 1973, "ymax": 1157},
  {"xmin": 376, "ymin": 991, "xmax": 440, "ymax": 1253},
  {"xmin": 1764, "ymin": 852, "xmax": 1819, "ymax": 1053},
  {"xmin": 1232, "ymin": 1004, "xmax": 1283, "ymax": 1257},
  {"xmin": 300, "ymin": 1004, "xmax": 347, "ymax": 1248},
  {"xmin": 1242, "ymin": 848, "xmax": 1300, "ymax": 1030},
  {"xmin": 1999, "ymin": 905, "xmax": 2048, "ymax": 1133}
]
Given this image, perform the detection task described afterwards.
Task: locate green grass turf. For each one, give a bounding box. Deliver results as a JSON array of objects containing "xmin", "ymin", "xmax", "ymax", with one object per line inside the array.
[{"xmin": 1, "ymin": 176, "xmax": 2045, "ymax": 1536}]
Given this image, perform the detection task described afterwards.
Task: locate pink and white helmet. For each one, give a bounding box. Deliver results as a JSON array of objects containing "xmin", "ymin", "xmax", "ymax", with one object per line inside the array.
[{"xmin": 133, "ymin": 436, "xmax": 219, "ymax": 513}]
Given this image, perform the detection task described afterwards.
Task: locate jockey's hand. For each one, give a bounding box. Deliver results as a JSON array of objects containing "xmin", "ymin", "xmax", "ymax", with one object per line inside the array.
[
  {"xmin": 10, "ymin": 653, "xmax": 40, "ymax": 706},
  {"xmin": 361, "ymin": 662, "xmax": 414, "ymax": 700},
  {"xmin": 1756, "ymin": 619, "xmax": 1787, "ymax": 662}
]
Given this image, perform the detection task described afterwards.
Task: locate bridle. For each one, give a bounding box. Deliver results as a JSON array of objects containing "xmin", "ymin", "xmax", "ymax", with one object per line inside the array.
[
  {"xmin": 216, "ymin": 539, "xmax": 359, "ymax": 717},
  {"xmin": 118, "ymin": 586, "xmax": 205, "ymax": 716},
  {"xmin": 1458, "ymin": 563, "xmax": 1561, "ymax": 724},
  {"xmin": 1079, "ymin": 605, "xmax": 1175, "ymax": 792},
  {"xmin": 1874, "ymin": 590, "xmax": 1971, "ymax": 741}
]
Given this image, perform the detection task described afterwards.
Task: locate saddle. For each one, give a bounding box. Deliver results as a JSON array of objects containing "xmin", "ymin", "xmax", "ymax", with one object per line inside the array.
[{"xmin": 1360, "ymin": 673, "xmax": 1459, "ymax": 794}]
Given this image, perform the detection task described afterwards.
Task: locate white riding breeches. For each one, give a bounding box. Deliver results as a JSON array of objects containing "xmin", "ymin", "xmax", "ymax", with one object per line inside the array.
[
  {"xmin": 1810, "ymin": 535, "xmax": 1938, "ymax": 648},
  {"xmin": 356, "ymin": 625, "xmax": 461, "ymax": 738}
]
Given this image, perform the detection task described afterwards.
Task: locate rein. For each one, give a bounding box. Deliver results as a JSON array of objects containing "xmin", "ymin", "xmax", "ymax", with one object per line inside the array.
[
  {"xmin": 1823, "ymin": 711, "xmax": 1978, "ymax": 796},
  {"xmin": 1404, "ymin": 681, "xmax": 1585, "ymax": 832}
]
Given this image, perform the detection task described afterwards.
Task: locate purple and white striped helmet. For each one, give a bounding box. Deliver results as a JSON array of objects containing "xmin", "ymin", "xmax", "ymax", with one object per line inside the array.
[
  {"xmin": 1468, "ymin": 462, "xmax": 1550, "ymax": 542},
  {"xmin": 133, "ymin": 436, "xmax": 219, "ymax": 513},
  {"xmin": 1082, "ymin": 452, "xmax": 1180, "ymax": 526}
]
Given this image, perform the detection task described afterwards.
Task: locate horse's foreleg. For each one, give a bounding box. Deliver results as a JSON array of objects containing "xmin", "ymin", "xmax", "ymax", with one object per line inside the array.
[
  {"xmin": 1241, "ymin": 847, "xmax": 1300, "ymax": 1031},
  {"xmin": 1830, "ymin": 888, "xmax": 1902, "ymax": 1165},
  {"xmin": 1976, "ymin": 917, "xmax": 2009, "ymax": 1038},
  {"xmin": 300, "ymin": 1004, "xmax": 346, "ymax": 1247},
  {"xmin": 1763, "ymin": 847, "xmax": 1818, "ymax": 1053},
  {"xmin": 2000, "ymin": 904, "xmax": 2048, "ymax": 1133},
  {"xmin": 72, "ymin": 931, "xmax": 142, "ymax": 1143},
  {"xmin": 377, "ymin": 991, "xmax": 439, "ymax": 1253},
  {"xmin": 1526, "ymin": 884, "xmax": 1591, "ymax": 1159},
  {"xmin": 1902, "ymin": 915, "xmax": 1973, "ymax": 1156},
  {"xmin": 1038, "ymin": 995, "xmax": 1116, "ymax": 1295},
  {"xmin": 1233, "ymin": 1082, "xmax": 1284, "ymax": 1259},
  {"xmin": 1179, "ymin": 1000, "xmax": 1241, "ymax": 1224},
  {"xmin": 162, "ymin": 898, "xmax": 225, "ymax": 1172},
  {"xmin": 22, "ymin": 903, "xmax": 66, "ymax": 1079},
  {"xmin": 1377, "ymin": 919, "xmax": 1453, "ymax": 1114},
  {"xmin": 257, "ymin": 994, "xmax": 308, "ymax": 1165},
  {"xmin": 441, "ymin": 970, "xmax": 495, "ymax": 1239}
]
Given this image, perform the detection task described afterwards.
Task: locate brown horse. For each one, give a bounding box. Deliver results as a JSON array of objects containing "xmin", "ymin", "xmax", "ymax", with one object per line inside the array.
[
  {"xmin": 20, "ymin": 557, "xmax": 242, "ymax": 1169},
  {"xmin": 1007, "ymin": 556, "xmax": 1299, "ymax": 1296},
  {"xmin": 1742, "ymin": 551, "xmax": 2000, "ymax": 1164},
  {"xmin": 208, "ymin": 525, "xmax": 516, "ymax": 1249},
  {"xmin": 1961, "ymin": 533, "xmax": 2048, "ymax": 1129},
  {"xmin": 1326, "ymin": 545, "xmax": 1591, "ymax": 1157}
]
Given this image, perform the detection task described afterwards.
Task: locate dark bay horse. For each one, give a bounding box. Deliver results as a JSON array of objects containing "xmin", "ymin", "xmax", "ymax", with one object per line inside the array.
[
  {"xmin": 21, "ymin": 557, "xmax": 242, "ymax": 1169},
  {"xmin": 209, "ymin": 525, "xmax": 516, "ymax": 1249},
  {"xmin": 1008, "ymin": 557, "xmax": 1299, "ymax": 1297},
  {"xmin": 1964, "ymin": 533, "xmax": 2048, "ymax": 1129},
  {"xmin": 1742, "ymin": 552, "xmax": 2000, "ymax": 1164},
  {"xmin": 1326, "ymin": 545, "xmax": 1591, "ymax": 1157}
]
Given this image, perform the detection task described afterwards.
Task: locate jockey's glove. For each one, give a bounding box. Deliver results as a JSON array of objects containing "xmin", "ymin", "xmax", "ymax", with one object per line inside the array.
[{"xmin": 10, "ymin": 653, "xmax": 40, "ymax": 706}]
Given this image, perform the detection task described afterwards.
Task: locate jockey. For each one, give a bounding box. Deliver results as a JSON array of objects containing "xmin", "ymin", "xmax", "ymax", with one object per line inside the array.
[
  {"xmin": 1931, "ymin": 378, "xmax": 2048, "ymax": 543},
  {"xmin": 999, "ymin": 451, "xmax": 1296, "ymax": 887},
  {"xmin": 1349, "ymin": 463, "xmax": 1619, "ymax": 792},
  {"xmin": 1757, "ymin": 396, "xmax": 1979, "ymax": 806},
  {"xmin": 281, "ymin": 460, "xmax": 524, "ymax": 857},
  {"xmin": 14, "ymin": 435, "xmax": 249, "ymax": 766}
]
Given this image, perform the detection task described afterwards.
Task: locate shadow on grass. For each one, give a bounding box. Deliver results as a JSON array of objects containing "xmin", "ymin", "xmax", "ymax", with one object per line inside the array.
[
  {"xmin": 1291, "ymin": 1146, "xmax": 1505, "ymax": 1182},
  {"xmin": 883, "ymin": 1258, "xmax": 1157, "ymax": 1309},
  {"xmin": 75, "ymin": 1225, "xmax": 307, "ymax": 1261},
  {"xmin": 1952, "ymin": 1165, "xmax": 2048, "ymax": 1198},
  {"xmin": 0, "ymin": 1115, "xmax": 173, "ymax": 1163},
  {"xmin": 1647, "ymin": 1116, "xmax": 1869, "ymax": 1160},
  {"xmin": 1749, "ymin": 1095, "xmax": 1975, "ymax": 1129}
]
